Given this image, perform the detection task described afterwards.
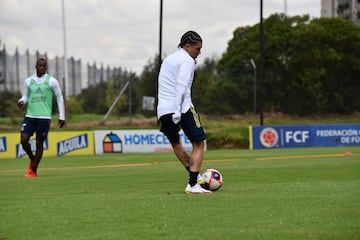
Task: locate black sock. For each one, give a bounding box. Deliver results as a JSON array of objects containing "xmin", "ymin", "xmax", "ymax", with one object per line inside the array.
[
  {"xmin": 185, "ymin": 166, "xmax": 190, "ymax": 173},
  {"xmin": 31, "ymin": 166, "xmax": 37, "ymax": 173},
  {"xmin": 189, "ymin": 171, "xmax": 199, "ymax": 187}
]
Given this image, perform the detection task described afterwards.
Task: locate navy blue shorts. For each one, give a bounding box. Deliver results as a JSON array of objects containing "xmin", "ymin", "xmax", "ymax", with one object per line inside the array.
[
  {"xmin": 159, "ymin": 107, "xmax": 206, "ymax": 143},
  {"xmin": 20, "ymin": 117, "xmax": 51, "ymax": 139}
]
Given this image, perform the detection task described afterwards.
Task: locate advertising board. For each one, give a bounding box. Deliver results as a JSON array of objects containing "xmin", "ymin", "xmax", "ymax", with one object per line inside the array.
[{"xmin": 250, "ymin": 124, "xmax": 360, "ymax": 149}]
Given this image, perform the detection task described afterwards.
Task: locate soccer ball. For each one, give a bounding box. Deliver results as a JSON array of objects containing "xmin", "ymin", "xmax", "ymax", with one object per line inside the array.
[{"xmin": 201, "ymin": 169, "xmax": 223, "ymax": 191}]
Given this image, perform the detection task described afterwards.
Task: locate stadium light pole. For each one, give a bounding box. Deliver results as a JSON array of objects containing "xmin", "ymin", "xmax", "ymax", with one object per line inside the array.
[
  {"xmin": 259, "ymin": 0, "xmax": 264, "ymax": 125},
  {"xmin": 156, "ymin": 0, "xmax": 163, "ymax": 125},
  {"xmin": 159, "ymin": 0, "xmax": 163, "ymax": 71},
  {"xmin": 61, "ymin": 0, "xmax": 69, "ymax": 98}
]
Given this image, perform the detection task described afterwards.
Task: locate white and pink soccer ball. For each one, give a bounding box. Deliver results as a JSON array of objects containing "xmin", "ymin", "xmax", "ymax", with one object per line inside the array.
[{"xmin": 201, "ymin": 168, "xmax": 223, "ymax": 191}]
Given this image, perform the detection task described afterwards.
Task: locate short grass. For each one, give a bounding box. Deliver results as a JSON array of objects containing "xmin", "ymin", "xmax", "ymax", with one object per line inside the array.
[{"xmin": 0, "ymin": 147, "xmax": 359, "ymax": 240}]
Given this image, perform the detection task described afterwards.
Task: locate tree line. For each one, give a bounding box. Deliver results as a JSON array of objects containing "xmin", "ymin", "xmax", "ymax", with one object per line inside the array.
[
  {"xmin": 138, "ymin": 14, "xmax": 360, "ymax": 116},
  {"xmin": 1, "ymin": 14, "xmax": 359, "ymax": 119}
]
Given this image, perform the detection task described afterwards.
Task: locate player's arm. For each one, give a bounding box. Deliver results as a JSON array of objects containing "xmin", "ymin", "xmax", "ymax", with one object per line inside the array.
[
  {"xmin": 17, "ymin": 78, "xmax": 31, "ymax": 108},
  {"xmin": 50, "ymin": 78, "xmax": 66, "ymax": 127},
  {"xmin": 173, "ymin": 61, "xmax": 193, "ymax": 124}
]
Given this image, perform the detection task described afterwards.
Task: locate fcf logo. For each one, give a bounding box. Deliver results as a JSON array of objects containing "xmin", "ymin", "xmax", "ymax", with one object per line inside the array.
[{"xmin": 259, "ymin": 127, "xmax": 279, "ymax": 148}]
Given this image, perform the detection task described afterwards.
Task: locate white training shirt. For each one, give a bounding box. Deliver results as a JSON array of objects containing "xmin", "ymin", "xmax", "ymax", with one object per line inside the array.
[
  {"xmin": 18, "ymin": 73, "xmax": 65, "ymax": 120},
  {"xmin": 157, "ymin": 48, "xmax": 196, "ymax": 119}
]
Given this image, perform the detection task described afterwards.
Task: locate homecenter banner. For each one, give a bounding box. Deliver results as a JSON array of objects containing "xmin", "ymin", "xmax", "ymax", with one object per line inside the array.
[
  {"xmin": 249, "ymin": 124, "xmax": 360, "ymax": 149},
  {"xmin": 94, "ymin": 129, "xmax": 195, "ymax": 154}
]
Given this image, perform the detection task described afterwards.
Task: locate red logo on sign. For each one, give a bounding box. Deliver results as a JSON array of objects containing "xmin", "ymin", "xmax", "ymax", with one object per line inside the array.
[{"xmin": 260, "ymin": 128, "xmax": 278, "ymax": 148}]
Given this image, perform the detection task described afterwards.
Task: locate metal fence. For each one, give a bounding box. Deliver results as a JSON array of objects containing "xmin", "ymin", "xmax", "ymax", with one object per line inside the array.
[{"xmin": 0, "ymin": 46, "xmax": 122, "ymax": 96}]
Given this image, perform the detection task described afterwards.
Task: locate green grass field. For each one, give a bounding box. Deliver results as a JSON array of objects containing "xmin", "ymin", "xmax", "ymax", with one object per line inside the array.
[{"xmin": 0, "ymin": 147, "xmax": 359, "ymax": 240}]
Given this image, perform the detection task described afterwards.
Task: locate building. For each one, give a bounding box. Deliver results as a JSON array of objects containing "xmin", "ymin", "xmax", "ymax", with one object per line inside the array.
[{"xmin": 321, "ymin": 0, "xmax": 360, "ymax": 24}]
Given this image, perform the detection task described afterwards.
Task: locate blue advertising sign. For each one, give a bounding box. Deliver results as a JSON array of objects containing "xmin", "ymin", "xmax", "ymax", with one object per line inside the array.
[{"xmin": 250, "ymin": 124, "xmax": 360, "ymax": 149}]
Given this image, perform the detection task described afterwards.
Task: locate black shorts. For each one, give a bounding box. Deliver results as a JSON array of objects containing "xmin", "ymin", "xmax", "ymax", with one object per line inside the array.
[
  {"xmin": 20, "ymin": 117, "xmax": 51, "ymax": 139},
  {"xmin": 159, "ymin": 107, "xmax": 206, "ymax": 143}
]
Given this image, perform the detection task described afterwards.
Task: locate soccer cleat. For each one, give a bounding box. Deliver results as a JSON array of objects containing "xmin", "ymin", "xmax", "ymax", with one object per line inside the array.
[
  {"xmin": 197, "ymin": 174, "xmax": 205, "ymax": 185},
  {"xmin": 24, "ymin": 171, "xmax": 37, "ymax": 178},
  {"xmin": 185, "ymin": 184, "xmax": 212, "ymax": 194},
  {"xmin": 27, "ymin": 160, "xmax": 35, "ymax": 174}
]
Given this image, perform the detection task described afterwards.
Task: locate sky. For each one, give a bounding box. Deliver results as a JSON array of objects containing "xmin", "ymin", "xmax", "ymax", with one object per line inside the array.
[{"xmin": 0, "ymin": 0, "xmax": 321, "ymax": 75}]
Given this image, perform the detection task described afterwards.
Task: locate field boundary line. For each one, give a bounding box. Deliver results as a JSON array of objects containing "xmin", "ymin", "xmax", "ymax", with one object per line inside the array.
[
  {"xmin": 256, "ymin": 153, "xmax": 347, "ymax": 161},
  {"xmin": 0, "ymin": 162, "xmax": 152, "ymax": 173},
  {"xmin": 0, "ymin": 158, "xmax": 239, "ymax": 174}
]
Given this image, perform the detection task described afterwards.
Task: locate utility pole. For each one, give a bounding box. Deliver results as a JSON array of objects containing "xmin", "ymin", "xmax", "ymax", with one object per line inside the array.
[
  {"xmin": 159, "ymin": 0, "xmax": 163, "ymax": 71},
  {"xmin": 259, "ymin": 0, "xmax": 264, "ymax": 125},
  {"xmin": 61, "ymin": 0, "xmax": 69, "ymax": 98}
]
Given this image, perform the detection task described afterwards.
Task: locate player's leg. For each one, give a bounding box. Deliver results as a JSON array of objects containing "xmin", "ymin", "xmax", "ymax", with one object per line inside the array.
[
  {"xmin": 32, "ymin": 135, "xmax": 45, "ymax": 174},
  {"xmin": 171, "ymin": 141, "xmax": 193, "ymax": 168},
  {"xmin": 20, "ymin": 133, "xmax": 34, "ymax": 161},
  {"xmin": 32, "ymin": 119, "xmax": 51, "ymax": 174},
  {"xmin": 189, "ymin": 141, "xmax": 205, "ymax": 172},
  {"xmin": 20, "ymin": 117, "xmax": 36, "ymax": 177},
  {"xmin": 186, "ymin": 140, "xmax": 205, "ymax": 187},
  {"xmin": 159, "ymin": 114, "xmax": 192, "ymax": 169},
  {"xmin": 181, "ymin": 107, "xmax": 210, "ymax": 194},
  {"xmin": 160, "ymin": 112, "xmax": 210, "ymax": 194},
  {"xmin": 20, "ymin": 117, "xmax": 35, "ymax": 161}
]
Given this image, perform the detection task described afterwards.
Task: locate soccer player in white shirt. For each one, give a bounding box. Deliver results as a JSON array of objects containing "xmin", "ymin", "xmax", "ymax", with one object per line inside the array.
[{"xmin": 157, "ymin": 31, "xmax": 211, "ymax": 194}]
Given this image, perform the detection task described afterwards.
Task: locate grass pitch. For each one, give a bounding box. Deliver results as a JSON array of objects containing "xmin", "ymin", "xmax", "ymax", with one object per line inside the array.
[{"xmin": 0, "ymin": 147, "xmax": 359, "ymax": 240}]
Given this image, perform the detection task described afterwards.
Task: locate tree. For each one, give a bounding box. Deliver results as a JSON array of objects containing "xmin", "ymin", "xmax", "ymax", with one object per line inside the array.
[
  {"xmin": 215, "ymin": 21, "xmax": 263, "ymax": 114},
  {"xmin": 80, "ymin": 84, "xmax": 108, "ymax": 114},
  {"xmin": 77, "ymin": 67, "xmax": 139, "ymax": 116},
  {"xmin": 215, "ymin": 14, "xmax": 360, "ymax": 115},
  {"xmin": 287, "ymin": 17, "xmax": 360, "ymax": 114},
  {"xmin": 192, "ymin": 57, "xmax": 217, "ymax": 114},
  {"xmin": 136, "ymin": 55, "xmax": 159, "ymax": 116},
  {"xmin": 0, "ymin": 91, "xmax": 23, "ymax": 122}
]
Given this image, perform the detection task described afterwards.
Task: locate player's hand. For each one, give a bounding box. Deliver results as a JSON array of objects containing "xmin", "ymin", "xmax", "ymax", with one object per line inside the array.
[
  {"xmin": 172, "ymin": 112, "xmax": 181, "ymax": 124},
  {"xmin": 58, "ymin": 120, "xmax": 65, "ymax": 128},
  {"xmin": 17, "ymin": 100, "xmax": 24, "ymax": 108}
]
